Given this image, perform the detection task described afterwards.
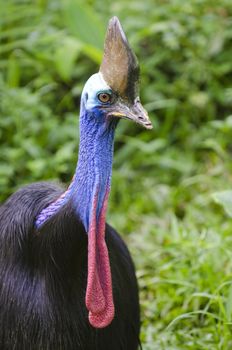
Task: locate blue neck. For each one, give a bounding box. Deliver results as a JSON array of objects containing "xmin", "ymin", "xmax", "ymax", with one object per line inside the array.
[
  {"xmin": 70, "ymin": 108, "xmax": 116, "ymax": 231},
  {"xmin": 35, "ymin": 104, "xmax": 117, "ymax": 231}
]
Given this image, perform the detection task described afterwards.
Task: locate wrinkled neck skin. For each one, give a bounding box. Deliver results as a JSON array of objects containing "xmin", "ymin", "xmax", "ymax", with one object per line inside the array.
[
  {"xmin": 71, "ymin": 106, "xmax": 116, "ymax": 232},
  {"xmin": 35, "ymin": 99, "xmax": 118, "ymax": 329},
  {"xmin": 36, "ymin": 102, "xmax": 117, "ymax": 230}
]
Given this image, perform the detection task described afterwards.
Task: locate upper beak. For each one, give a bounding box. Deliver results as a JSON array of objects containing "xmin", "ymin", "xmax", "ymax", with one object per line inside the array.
[{"xmin": 107, "ymin": 99, "xmax": 153, "ymax": 130}]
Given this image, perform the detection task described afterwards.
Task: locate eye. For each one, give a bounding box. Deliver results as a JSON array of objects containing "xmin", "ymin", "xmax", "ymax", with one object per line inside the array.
[{"xmin": 97, "ymin": 92, "xmax": 112, "ymax": 104}]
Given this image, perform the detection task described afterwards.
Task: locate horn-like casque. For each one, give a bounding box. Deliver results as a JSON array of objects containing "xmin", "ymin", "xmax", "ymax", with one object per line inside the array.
[{"xmin": 100, "ymin": 16, "xmax": 139, "ymax": 103}]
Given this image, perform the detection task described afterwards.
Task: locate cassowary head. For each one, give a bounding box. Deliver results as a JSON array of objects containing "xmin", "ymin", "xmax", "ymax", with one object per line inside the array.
[{"xmin": 81, "ymin": 16, "xmax": 152, "ymax": 130}]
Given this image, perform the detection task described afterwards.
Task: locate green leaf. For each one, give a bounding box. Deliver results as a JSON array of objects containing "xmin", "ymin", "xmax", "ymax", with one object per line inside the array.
[
  {"xmin": 6, "ymin": 54, "xmax": 20, "ymax": 87},
  {"xmin": 212, "ymin": 191, "xmax": 232, "ymax": 217},
  {"xmin": 54, "ymin": 37, "xmax": 81, "ymax": 81},
  {"xmin": 62, "ymin": 0, "xmax": 105, "ymax": 53},
  {"xmin": 226, "ymin": 284, "xmax": 232, "ymax": 322},
  {"xmin": 82, "ymin": 44, "xmax": 103, "ymax": 64}
]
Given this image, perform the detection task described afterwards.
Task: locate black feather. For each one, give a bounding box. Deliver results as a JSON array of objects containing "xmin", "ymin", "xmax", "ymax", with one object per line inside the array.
[{"xmin": 0, "ymin": 182, "xmax": 140, "ymax": 350}]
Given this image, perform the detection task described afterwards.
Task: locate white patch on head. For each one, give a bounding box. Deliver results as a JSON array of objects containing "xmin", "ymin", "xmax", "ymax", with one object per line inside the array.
[{"xmin": 81, "ymin": 72, "xmax": 111, "ymax": 111}]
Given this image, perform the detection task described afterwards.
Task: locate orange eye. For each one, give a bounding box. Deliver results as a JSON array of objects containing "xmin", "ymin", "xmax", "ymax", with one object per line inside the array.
[{"xmin": 98, "ymin": 92, "xmax": 111, "ymax": 104}]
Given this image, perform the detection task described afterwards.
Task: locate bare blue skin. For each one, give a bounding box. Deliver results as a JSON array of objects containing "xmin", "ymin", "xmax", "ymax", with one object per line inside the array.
[{"xmin": 35, "ymin": 73, "xmax": 118, "ymax": 232}]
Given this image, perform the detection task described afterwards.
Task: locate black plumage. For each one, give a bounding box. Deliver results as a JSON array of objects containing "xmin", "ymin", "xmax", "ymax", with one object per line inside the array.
[{"xmin": 0, "ymin": 182, "xmax": 140, "ymax": 349}]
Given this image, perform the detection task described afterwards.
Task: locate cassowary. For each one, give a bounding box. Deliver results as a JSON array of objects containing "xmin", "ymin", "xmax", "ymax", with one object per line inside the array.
[{"xmin": 0, "ymin": 17, "xmax": 152, "ymax": 350}]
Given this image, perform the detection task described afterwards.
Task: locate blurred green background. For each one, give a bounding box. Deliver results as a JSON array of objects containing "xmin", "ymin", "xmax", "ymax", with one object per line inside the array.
[{"xmin": 1, "ymin": 0, "xmax": 232, "ymax": 348}]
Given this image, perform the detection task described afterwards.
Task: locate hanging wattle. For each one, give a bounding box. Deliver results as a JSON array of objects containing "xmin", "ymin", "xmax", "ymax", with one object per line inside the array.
[{"xmin": 86, "ymin": 186, "xmax": 114, "ymax": 327}]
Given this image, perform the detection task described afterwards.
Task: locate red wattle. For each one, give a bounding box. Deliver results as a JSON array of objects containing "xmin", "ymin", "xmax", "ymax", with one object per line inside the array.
[{"xmin": 85, "ymin": 189, "xmax": 114, "ymax": 328}]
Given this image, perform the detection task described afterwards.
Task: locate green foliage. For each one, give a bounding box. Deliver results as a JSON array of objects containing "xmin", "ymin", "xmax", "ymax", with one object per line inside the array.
[
  {"xmin": 213, "ymin": 190, "xmax": 232, "ymax": 217},
  {"xmin": 1, "ymin": 0, "xmax": 232, "ymax": 348}
]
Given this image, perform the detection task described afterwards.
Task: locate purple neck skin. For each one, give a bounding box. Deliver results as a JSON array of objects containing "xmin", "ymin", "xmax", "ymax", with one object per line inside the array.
[{"xmin": 35, "ymin": 104, "xmax": 117, "ymax": 231}]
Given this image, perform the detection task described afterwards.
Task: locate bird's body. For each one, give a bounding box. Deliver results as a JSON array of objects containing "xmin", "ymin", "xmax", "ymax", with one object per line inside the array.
[
  {"xmin": 0, "ymin": 17, "xmax": 152, "ymax": 349},
  {"xmin": 0, "ymin": 182, "xmax": 140, "ymax": 349}
]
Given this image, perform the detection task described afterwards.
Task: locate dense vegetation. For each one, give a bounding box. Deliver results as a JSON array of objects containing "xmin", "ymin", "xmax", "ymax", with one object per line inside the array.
[{"xmin": 1, "ymin": 0, "xmax": 232, "ymax": 348}]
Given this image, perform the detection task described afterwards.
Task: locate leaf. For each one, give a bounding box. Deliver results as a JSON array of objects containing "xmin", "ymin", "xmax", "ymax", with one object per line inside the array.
[
  {"xmin": 6, "ymin": 54, "xmax": 20, "ymax": 87},
  {"xmin": 54, "ymin": 37, "xmax": 81, "ymax": 81},
  {"xmin": 82, "ymin": 44, "xmax": 103, "ymax": 64},
  {"xmin": 212, "ymin": 191, "xmax": 232, "ymax": 217},
  {"xmin": 226, "ymin": 284, "xmax": 232, "ymax": 322},
  {"xmin": 62, "ymin": 0, "xmax": 105, "ymax": 63}
]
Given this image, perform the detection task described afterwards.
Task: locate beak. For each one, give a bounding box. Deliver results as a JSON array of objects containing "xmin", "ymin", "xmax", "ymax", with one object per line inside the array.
[{"xmin": 106, "ymin": 99, "xmax": 153, "ymax": 130}]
